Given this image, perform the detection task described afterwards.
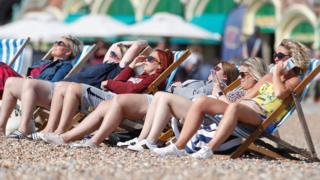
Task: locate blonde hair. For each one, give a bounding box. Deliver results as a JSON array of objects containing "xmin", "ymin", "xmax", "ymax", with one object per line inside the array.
[
  {"xmin": 62, "ymin": 35, "xmax": 83, "ymax": 59},
  {"xmin": 221, "ymin": 62, "xmax": 239, "ymax": 85},
  {"xmin": 242, "ymin": 57, "xmax": 268, "ymax": 81},
  {"xmin": 279, "ymin": 39, "xmax": 310, "ymax": 72}
]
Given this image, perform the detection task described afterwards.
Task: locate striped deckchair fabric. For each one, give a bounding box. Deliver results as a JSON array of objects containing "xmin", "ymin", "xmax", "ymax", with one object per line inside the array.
[{"xmin": 0, "ymin": 37, "xmax": 30, "ymax": 74}]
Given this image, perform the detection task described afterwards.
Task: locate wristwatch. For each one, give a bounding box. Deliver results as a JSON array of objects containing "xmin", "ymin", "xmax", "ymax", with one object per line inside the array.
[{"xmin": 217, "ymin": 91, "xmax": 224, "ymax": 97}]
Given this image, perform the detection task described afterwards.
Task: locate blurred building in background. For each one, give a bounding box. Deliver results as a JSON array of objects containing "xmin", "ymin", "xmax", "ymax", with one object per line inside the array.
[{"xmin": 1, "ymin": 0, "xmax": 320, "ymax": 66}]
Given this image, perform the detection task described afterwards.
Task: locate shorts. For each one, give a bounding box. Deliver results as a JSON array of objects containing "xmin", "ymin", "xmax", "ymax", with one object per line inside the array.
[
  {"xmin": 145, "ymin": 94, "xmax": 154, "ymax": 105},
  {"xmin": 81, "ymin": 84, "xmax": 117, "ymax": 113}
]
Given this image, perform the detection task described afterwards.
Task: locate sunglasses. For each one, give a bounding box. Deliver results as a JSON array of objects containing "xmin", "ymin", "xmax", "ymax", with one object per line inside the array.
[
  {"xmin": 54, "ymin": 41, "xmax": 68, "ymax": 47},
  {"xmin": 239, "ymin": 72, "xmax": 250, "ymax": 79},
  {"xmin": 110, "ymin": 51, "xmax": 119, "ymax": 59},
  {"xmin": 146, "ymin": 56, "xmax": 161, "ymax": 65},
  {"xmin": 273, "ymin": 52, "xmax": 289, "ymax": 59},
  {"xmin": 213, "ymin": 65, "xmax": 221, "ymax": 72}
]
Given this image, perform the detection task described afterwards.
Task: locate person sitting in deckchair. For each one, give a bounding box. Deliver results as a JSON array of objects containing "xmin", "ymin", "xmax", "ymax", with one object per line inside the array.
[
  {"xmin": 153, "ymin": 39, "xmax": 310, "ymax": 159},
  {"xmin": 0, "ymin": 35, "xmax": 82, "ymax": 99},
  {"xmin": 0, "ymin": 40, "xmax": 147, "ymax": 138},
  {"xmin": 40, "ymin": 61, "xmax": 238, "ymax": 147}
]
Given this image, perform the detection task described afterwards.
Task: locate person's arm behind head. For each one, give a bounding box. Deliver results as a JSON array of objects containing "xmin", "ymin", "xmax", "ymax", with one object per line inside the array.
[{"xmin": 119, "ymin": 40, "xmax": 149, "ymax": 68}]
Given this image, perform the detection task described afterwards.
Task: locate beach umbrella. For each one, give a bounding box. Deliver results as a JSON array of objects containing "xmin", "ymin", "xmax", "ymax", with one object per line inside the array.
[
  {"xmin": 63, "ymin": 14, "xmax": 128, "ymax": 38},
  {"xmin": 0, "ymin": 12, "xmax": 66, "ymax": 42},
  {"xmin": 127, "ymin": 13, "xmax": 221, "ymax": 41}
]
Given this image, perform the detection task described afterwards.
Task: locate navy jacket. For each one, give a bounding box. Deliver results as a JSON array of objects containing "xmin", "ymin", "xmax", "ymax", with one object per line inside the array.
[
  {"xmin": 63, "ymin": 63, "xmax": 122, "ymax": 88},
  {"xmin": 30, "ymin": 59, "xmax": 73, "ymax": 82}
]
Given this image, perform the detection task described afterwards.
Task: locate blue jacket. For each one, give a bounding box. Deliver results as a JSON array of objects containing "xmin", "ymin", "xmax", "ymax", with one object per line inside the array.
[{"xmin": 30, "ymin": 59, "xmax": 73, "ymax": 82}]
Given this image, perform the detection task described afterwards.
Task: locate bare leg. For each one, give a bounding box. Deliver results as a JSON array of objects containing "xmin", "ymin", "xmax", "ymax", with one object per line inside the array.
[
  {"xmin": 41, "ymin": 82, "xmax": 72, "ymax": 133},
  {"xmin": 18, "ymin": 79, "xmax": 53, "ymax": 134},
  {"xmin": 206, "ymin": 102, "xmax": 261, "ymax": 150},
  {"xmin": 90, "ymin": 94, "xmax": 149, "ymax": 145},
  {"xmin": 137, "ymin": 93, "xmax": 159, "ymax": 140},
  {"xmin": 146, "ymin": 92, "xmax": 192, "ymax": 142},
  {"xmin": 0, "ymin": 77, "xmax": 25, "ymax": 134},
  {"xmin": 61, "ymin": 100, "xmax": 113, "ymax": 142},
  {"xmin": 54, "ymin": 83, "xmax": 83, "ymax": 134},
  {"xmin": 175, "ymin": 97, "xmax": 229, "ymax": 149}
]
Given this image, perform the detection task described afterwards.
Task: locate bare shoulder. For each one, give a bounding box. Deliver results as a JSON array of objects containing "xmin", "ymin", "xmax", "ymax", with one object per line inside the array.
[{"xmin": 285, "ymin": 76, "xmax": 301, "ymax": 91}]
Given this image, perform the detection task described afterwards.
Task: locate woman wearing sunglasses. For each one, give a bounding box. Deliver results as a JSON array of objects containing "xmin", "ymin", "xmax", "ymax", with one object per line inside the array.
[
  {"xmin": 40, "ymin": 61, "xmax": 238, "ymax": 147},
  {"xmin": 0, "ymin": 35, "xmax": 82, "ymax": 135},
  {"xmin": 39, "ymin": 49, "xmax": 173, "ymax": 145},
  {"xmin": 153, "ymin": 39, "xmax": 310, "ymax": 158}
]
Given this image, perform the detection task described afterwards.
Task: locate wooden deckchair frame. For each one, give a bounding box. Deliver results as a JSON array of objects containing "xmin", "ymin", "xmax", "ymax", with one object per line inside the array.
[{"xmin": 230, "ymin": 63, "xmax": 320, "ymax": 161}]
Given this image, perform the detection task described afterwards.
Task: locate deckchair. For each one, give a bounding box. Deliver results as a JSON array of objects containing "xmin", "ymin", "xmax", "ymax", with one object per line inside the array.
[
  {"xmin": 228, "ymin": 59, "xmax": 320, "ymax": 161},
  {"xmin": 0, "ymin": 37, "xmax": 31, "ymax": 75}
]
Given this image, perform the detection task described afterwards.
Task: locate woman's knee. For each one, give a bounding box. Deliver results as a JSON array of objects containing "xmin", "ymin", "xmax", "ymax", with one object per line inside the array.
[
  {"xmin": 154, "ymin": 92, "xmax": 172, "ymax": 103},
  {"xmin": 66, "ymin": 83, "xmax": 82, "ymax": 94},
  {"xmin": 112, "ymin": 95, "xmax": 127, "ymax": 109},
  {"xmin": 55, "ymin": 82, "xmax": 70, "ymax": 95},
  {"xmin": 193, "ymin": 96, "xmax": 210, "ymax": 107},
  {"xmin": 5, "ymin": 77, "xmax": 21, "ymax": 89}
]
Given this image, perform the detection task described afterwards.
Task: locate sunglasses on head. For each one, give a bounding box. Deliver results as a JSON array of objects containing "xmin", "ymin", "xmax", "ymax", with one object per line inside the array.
[
  {"xmin": 239, "ymin": 71, "xmax": 250, "ymax": 79},
  {"xmin": 273, "ymin": 52, "xmax": 289, "ymax": 59},
  {"xmin": 54, "ymin": 41, "xmax": 68, "ymax": 47},
  {"xmin": 146, "ymin": 56, "xmax": 161, "ymax": 65}
]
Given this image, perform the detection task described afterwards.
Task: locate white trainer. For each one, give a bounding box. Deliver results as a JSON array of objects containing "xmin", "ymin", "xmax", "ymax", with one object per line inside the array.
[
  {"xmin": 127, "ymin": 139, "xmax": 157, "ymax": 152},
  {"xmin": 191, "ymin": 146, "xmax": 213, "ymax": 159},
  {"xmin": 69, "ymin": 139, "xmax": 99, "ymax": 148},
  {"xmin": 117, "ymin": 137, "xmax": 138, "ymax": 147},
  {"xmin": 152, "ymin": 144, "xmax": 186, "ymax": 156},
  {"xmin": 40, "ymin": 133, "xmax": 66, "ymax": 145}
]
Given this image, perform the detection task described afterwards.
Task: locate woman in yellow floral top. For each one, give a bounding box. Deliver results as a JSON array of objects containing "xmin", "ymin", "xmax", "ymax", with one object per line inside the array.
[{"xmin": 153, "ymin": 39, "xmax": 310, "ymax": 159}]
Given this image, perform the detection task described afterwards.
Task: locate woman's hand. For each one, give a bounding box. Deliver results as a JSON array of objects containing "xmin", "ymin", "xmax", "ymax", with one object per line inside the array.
[
  {"xmin": 274, "ymin": 61, "xmax": 285, "ymax": 76},
  {"xmin": 100, "ymin": 80, "xmax": 108, "ymax": 91},
  {"xmin": 171, "ymin": 81, "xmax": 182, "ymax": 87},
  {"xmin": 211, "ymin": 81, "xmax": 222, "ymax": 96},
  {"xmin": 129, "ymin": 56, "xmax": 145, "ymax": 68}
]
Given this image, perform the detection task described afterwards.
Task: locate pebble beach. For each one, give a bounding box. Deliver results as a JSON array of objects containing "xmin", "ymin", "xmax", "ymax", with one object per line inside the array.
[{"xmin": 0, "ymin": 100, "xmax": 319, "ymax": 180}]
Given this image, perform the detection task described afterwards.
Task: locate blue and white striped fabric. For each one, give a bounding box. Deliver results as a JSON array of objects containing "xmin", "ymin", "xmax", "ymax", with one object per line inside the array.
[
  {"xmin": 165, "ymin": 50, "xmax": 186, "ymax": 90},
  {"xmin": 71, "ymin": 45, "xmax": 92, "ymax": 66},
  {"xmin": 0, "ymin": 38, "xmax": 28, "ymax": 73}
]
